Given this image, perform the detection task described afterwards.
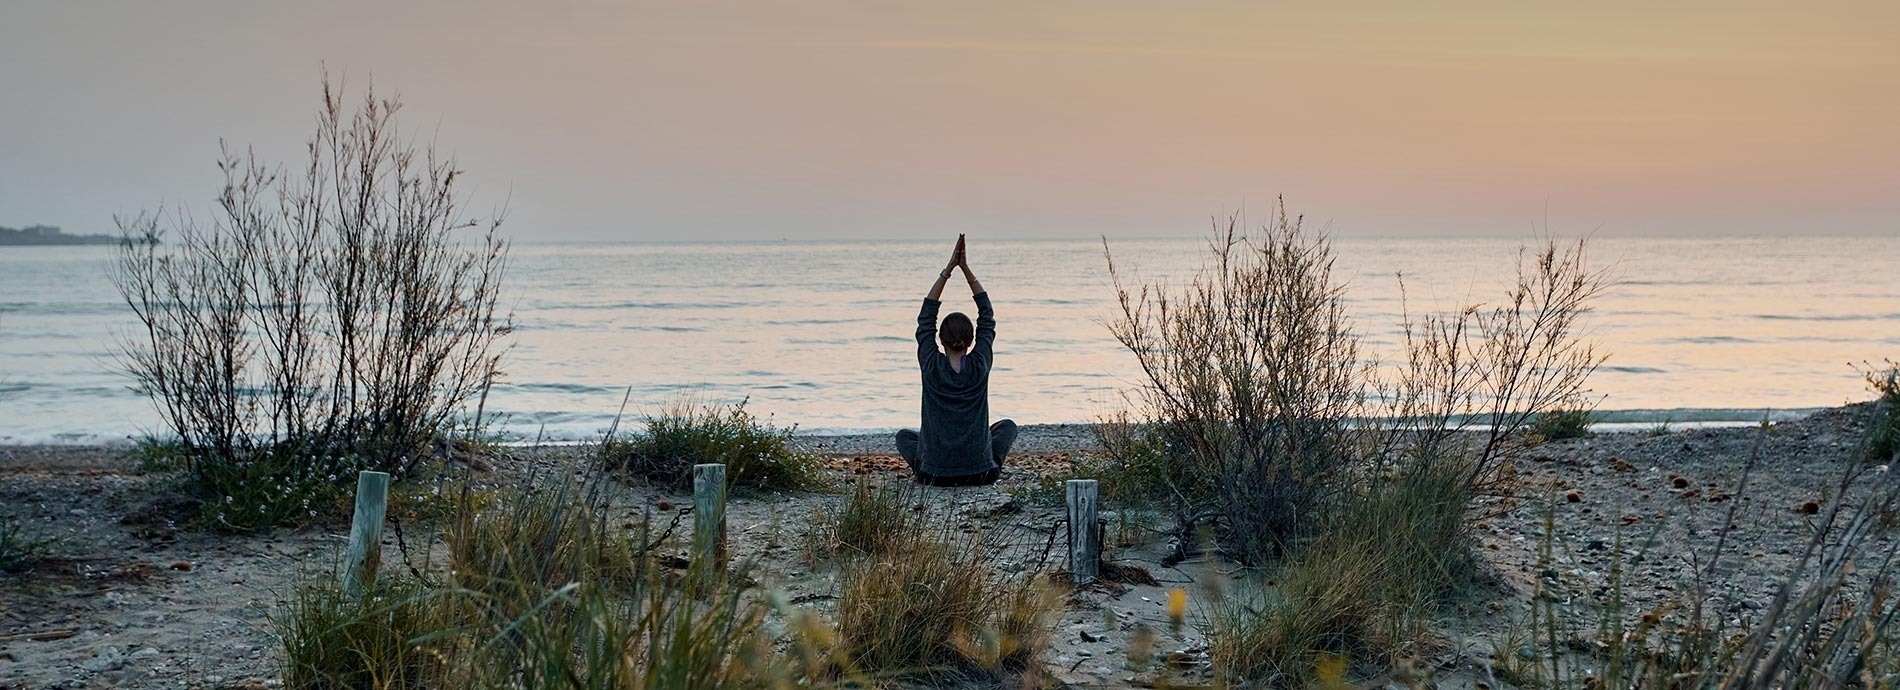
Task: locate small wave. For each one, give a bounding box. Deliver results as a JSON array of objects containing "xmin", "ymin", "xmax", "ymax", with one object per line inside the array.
[
  {"xmin": 625, "ymin": 325, "xmax": 704, "ymax": 333},
  {"xmin": 498, "ymin": 382, "xmax": 629, "ymax": 395},
  {"xmin": 1600, "ymin": 366, "xmax": 1666, "ymax": 374},
  {"xmin": 558, "ymin": 301, "xmax": 747, "ymax": 311},
  {"xmin": 764, "ymin": 318, "xmax": 862, "ymax": 326},
  {"xmin": 1665, "ymin": 336, "xmax": 1753, "ymax": 345},
  {"xmin": 1753, "ymin": 313, "xmax": 1900, "ymax": 322},
  {"xmin": 1620, "ymin": 279, "xmax": 1705, "ymax": 287},
  {"xmin": 753, "ymin": 382, "xmax": 821, "ymax": 390}
]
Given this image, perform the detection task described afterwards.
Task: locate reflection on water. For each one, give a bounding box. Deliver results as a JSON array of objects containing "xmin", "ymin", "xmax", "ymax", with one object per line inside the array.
[{"xmin": 1, "ymin": 235, "xmax": 1895, "ymax": 443}]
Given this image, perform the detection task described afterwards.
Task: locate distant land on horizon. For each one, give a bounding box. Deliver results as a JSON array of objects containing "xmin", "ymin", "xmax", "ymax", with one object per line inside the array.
[{"xmin": 0, "ymin": 224, "xmax": 150, "ymax": 246}]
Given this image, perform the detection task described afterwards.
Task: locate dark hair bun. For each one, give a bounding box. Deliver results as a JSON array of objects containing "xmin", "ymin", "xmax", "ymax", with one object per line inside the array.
[{"xmin": 940, "ymin": 312, "xmax": 975, "ymax": 351}]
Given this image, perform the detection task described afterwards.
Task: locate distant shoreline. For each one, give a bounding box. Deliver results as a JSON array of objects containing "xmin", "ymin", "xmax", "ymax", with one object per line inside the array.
[
  {"xmin": 0, "ymin": 235, "xmax": 121, "ymax": 246},
  {"xmin": 0, "ymin": 224, "xmax": 150, "ymax": 246}
]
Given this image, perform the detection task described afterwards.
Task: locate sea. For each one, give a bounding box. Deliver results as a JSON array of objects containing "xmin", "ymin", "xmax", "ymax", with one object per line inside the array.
[{"xmin": 1, "ymin": 236, "xmax": 1896, "ymax": 445}]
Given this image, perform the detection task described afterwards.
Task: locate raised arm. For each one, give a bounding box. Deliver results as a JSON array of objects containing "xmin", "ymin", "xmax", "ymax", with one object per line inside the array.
[
  {"xmin": 959, "ymin": 262, "xmax": 984, "ymax": 296},
  {"xmin": 924, "ymin": 234, "xmax": 965, "ymax": 302},
  {"xmin": 961, "ymin": 244, "xmax": 995, "ymax": 360},
  {"xmin": 917, "ymin": 235, "xmax": 965, "ymax": 362}
]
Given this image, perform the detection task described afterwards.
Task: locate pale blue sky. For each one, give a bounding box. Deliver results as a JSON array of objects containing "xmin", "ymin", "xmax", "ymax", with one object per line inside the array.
[{"xmin": 3, "ymin": 1, "xmax": 1896, "ymax": 241}]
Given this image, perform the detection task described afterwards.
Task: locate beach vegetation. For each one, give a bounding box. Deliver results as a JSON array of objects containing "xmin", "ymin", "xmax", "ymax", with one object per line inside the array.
[
  {"xmin": 1101, "ymin": 198, "xmax": 1608, "ymax": 682},
  {"xmin": 0, "ymin": 516, "xmax": 57, "ymax": 575},
  {"xmin": 275, "ymin": 460, "xmax": 821, "ymax": 689},
  {"xmin": 111, "ymin": 74, "xmax": 510, "ymax": 530},
  {"xmin": 1206, "ymin": 457, "xmax": 1474, "ymax": 684},
  {"xmin": 832, "ymin": 522, "xmax": 1056, "ymax": 684},
  {"xmin": 275, "ymin": 573, "xmax": 444, "ymax": 689},
  {"xmin": 600, "ymin": 396, "xmax": 825, "ymax": 492},
  {"xmin": 1531, "ymin": 404, "xmax": 1595, "ymax": 442},
  {"xmin": 1860, "ymin": 359, "xmax": 1900, "ymax": 463},
  {"xmin": 1004, "ymin": 416, "xmax": 1170, "ymax": 513},
  {"xmin": 129, "ymin": 436, "xmax": 192, "ymax": 473},
  {"xmin": 805, "ymin": 477, "xmax": 916, "ymax": 563}
]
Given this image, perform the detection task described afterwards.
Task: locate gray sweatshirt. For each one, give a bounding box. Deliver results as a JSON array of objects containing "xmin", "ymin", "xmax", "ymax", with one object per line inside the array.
[{"xmin": 914, "ymin": 292, "xmax": 997, "ymax": 477}]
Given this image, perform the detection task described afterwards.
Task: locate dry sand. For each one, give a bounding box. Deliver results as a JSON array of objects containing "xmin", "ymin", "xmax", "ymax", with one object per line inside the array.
[{"xmin": 1, "ymin": 408, "xmax": 1893, "ymax": 689}]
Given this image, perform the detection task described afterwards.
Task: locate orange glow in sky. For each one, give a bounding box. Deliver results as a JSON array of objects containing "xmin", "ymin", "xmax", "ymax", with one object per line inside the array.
[{"xmin": 2, "ymin": 1, "xmax": 1895, "ymax": 240}]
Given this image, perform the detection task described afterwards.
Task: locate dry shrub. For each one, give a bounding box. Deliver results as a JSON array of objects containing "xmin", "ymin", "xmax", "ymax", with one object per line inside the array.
[
  {"xmin": 114, "ymin": 73, "xmax": 511, "ymax": 528},
  {"xmin": 1104, "ymin": 199, "xmax": 1608, "ymax": 684},
  {"xmin": 1861, "ymin": 360, "xmax": 1900, "ymax": 464},
  {"xmin": 833, "ymin": 522, "xmax": 1056, "ymax": 683},
  {"xmin": 1104, "ymin": 203, "xmax": 1370, "ymax": 561}
]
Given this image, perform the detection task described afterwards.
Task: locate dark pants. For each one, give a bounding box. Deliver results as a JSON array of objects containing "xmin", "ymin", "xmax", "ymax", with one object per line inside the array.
[{"xmin": 894, "ymin": 419, "xmax": 1018, "ymax": 487}]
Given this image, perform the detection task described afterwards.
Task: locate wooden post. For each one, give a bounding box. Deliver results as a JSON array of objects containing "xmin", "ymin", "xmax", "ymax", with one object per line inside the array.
[
  {"xmin": 342, "ymin": 470, "xmax": 391, "ymax": 597},
  {"xmin": 1066, "ymin": 479, "xmax": 1100, "ymax": 585},
  {"xmin": 692, "ymin": 463, "xmax": 728, "ymax": 571}
]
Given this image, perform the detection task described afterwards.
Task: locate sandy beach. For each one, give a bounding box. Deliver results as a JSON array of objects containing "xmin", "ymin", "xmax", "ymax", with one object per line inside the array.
[{"xmin": 2, "ymin": 406, "xmax": 1892, "ymax": 689}]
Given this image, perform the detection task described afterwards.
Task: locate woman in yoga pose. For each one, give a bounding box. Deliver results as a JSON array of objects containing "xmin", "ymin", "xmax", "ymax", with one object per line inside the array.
[{"xmin": 895, "ymin": 235, "xmax": 1017, "ymax": 486}]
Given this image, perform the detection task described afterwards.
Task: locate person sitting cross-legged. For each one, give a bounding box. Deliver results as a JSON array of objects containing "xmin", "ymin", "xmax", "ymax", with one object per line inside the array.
[{"xmin": 894, "ymin": 234, "xmax": 1017, "ymax": 486}]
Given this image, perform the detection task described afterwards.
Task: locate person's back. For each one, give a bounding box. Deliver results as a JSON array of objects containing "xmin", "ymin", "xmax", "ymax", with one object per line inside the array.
[{"xmin": 895, "ymin": 235, "xmax": 1017, "ymax": 486}]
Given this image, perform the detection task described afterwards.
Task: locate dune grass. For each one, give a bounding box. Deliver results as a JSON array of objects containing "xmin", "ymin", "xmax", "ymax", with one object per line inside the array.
[
  {"xmin": 804, "ymin": 477, "xmax": 916, "ymax": 563},
  {"xmin": 833, "ymin": 524, "xmax": 1057, "ymax": 684},
  {"xmin": 601, "ymin": 397, "xmax": 826, "ymax": 492},
  {"xmin": 274, "ymin": 459, "xmax": 816, "ymax": 690}
]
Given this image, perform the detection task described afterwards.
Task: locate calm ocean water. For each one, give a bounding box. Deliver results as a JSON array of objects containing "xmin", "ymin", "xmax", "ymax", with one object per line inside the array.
[{"xmin": 1, "ymin": 236, "xmax": 1896, "ymax": 444}]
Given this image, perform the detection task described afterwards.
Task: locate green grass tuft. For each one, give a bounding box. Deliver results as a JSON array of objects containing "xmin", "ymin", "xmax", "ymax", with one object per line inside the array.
[
  {"xmin": 602, "ymin": 397, "xmax": 826, "ymax": 492},
  {"xmin": 0, "ymin": 517, "xmax": 57, "ymax": 574},
  {"xmin": 1532, "ymin": 406, "xmax": 1595, "ymax": 442},
  {"xmin": 274, "ymin": 574, "xmax": 445, "ymax": 689}
]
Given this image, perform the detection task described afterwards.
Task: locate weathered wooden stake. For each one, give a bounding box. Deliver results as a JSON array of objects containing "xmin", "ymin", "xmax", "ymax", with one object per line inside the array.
[
  {"xmin": 692, "ymin": 463, "xmax": 728, "ymax": 571},
  {"xmin": 1066, "ymin": 479, "xmax": 1100, "ymax": 585},
  {"xmin": 342, "ymin": 470, "xmax": 391, "ymax": 597}
]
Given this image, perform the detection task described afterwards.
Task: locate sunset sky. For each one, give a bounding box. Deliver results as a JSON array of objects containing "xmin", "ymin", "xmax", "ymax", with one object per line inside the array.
[{"xmin": 2, "ymin": 1, "xmax": 1896, "ymax": 241}]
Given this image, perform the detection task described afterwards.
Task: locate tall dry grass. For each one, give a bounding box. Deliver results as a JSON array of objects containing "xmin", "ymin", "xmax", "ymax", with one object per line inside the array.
[{"xmin": 276, "ymin": 460, "xmax": 813, "ymax": 690}]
